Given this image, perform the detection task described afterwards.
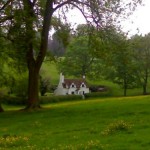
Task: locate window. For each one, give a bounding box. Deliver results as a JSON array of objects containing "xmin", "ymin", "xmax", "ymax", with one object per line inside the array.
[
  {"xmin": 71, "ymin": 83, "xmax": 75, "ymax": 88},
  {"xmin": 81, "ymin": 83, "xmax": 85, "ymax": 87}
]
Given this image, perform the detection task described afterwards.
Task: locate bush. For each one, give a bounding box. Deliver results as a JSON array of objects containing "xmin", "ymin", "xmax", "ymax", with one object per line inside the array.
[
  {"xmin": 85, "ymin": 90, "xmax": 112, "ymax": 99},
  {"xmin": 101, "ymin": 120, "xmax": 133, "ymax": 136},
  {"xmin": 89, "ymin": 85, "xmax": 108, "ymax": 92},
  {"xmin": 39, "ymin": 76, "xmax": 51, "ymax": 96}
]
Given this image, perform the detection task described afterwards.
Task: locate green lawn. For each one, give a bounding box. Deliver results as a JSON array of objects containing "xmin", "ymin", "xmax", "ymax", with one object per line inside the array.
[{"xmin": 1, "ymin": 96, "xmax": 150, "ymax": 149}]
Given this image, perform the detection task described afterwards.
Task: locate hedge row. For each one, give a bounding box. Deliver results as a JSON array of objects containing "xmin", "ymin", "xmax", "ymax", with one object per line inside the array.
[
  {"xmin": 40, "ymin": 95, "xmax": 83, "ymax": 104},
  {"xmin": 1, "ymin": 96, "xmax": 27, "ymax": 105},
  {"xmin": 1, "ymin": 90, "xmax": 111, "ymax": 105},
  {"xmin": 85, "ymin": 90, "xmax": 112, "ymax": 99}
]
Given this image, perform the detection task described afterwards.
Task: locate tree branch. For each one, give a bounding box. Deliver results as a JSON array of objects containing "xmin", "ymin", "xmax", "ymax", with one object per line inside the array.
[
  {"xmin": 0, "ymin": 15, "xmax": 13, "ymax": 23},
  {"xmin": 0, "ymin": 0, "xmax": 14, "ymax": 11},
  {"xmin": 53, "ymin": 0, "xmax": 71, "ymax": 12},
  {"xmin": 69, "ymin": 2, "xmax": 89, "ymax": 24},
  {"xmin": 32, "ymin": 0, "xmax": 37, "ymax": 6},
  {"xmin": 53, "ymin": 0, "xmax": 90, "ymax": 12}
]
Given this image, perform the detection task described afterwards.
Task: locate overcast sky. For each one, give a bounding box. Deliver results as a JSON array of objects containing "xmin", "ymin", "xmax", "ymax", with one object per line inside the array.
[
  {"xmin": 122, "ymin": 0, "xmax": 150, "ymax": 36},
  {"xmin": 67, "ymin": 0, "xmax": 150, "ymax": 36}
]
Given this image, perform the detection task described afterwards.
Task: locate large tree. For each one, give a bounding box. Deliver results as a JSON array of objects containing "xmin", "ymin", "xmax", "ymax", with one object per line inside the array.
[{"xmin": 0, "ymin": 0, "xmax": 142, "ymax": 110}]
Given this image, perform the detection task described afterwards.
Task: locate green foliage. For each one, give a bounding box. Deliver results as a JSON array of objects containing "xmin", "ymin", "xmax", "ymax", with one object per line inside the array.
[
  {"xmin": 52, "ymin": 18, "xmax": 71, "ymax": 48},
  {"xmin": 49, "ymin": 17, "xmax": 71, "ymax": 56},
  {"xmin": 57, "ymin": 36, "xmax": 103, "ymax": 79},
  {"xmin": 40, "ymin": 95, "xmax": 82, "ymax": 104},
  {"xmin": 2, "ymin": 96, "xmax": 26, "ymax": 105},
  {"xmin": 130, "ymin": 34, "xmax": 150, "ymax": 94},
  {"xmin": 39, "ymin": 76, "xmax": 51, "ymax": 96},
  {"xmin": 85, "ymin": 91, "xmax": 112, "ymax": 99},
  {"xmin": 2, "ymin": 95, "xmax": 82, "ymax": 105},
  {"xmin": 104, "ymin": 30, "xmax": 138, "ymax": 96},
  {"xmin": 13, "ymin": 75, "xmax": 28, "ymax": 97}
]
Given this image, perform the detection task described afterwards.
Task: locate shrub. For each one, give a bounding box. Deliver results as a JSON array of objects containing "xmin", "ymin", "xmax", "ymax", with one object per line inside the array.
[
  {"xmin": 101, "ymin": 120, "xmax": 133, "ymax": 136},
  {"xmin": 89, "ymin": 85, "xmax": 108, "ymax": 92},
  {"xmin": 40, "ymin": 94, "xmax": 82, "ymax": 104},
  {"xmin": 0, "ymin": 134, "xmax": 29, "ymax": 149},
  {"xmin": 39, "ymin": 76, "xmax": 51, "ymax": 96},
  {"xmin": 85, "ymin": 90, "xmax": 112, "ymax": 99}
]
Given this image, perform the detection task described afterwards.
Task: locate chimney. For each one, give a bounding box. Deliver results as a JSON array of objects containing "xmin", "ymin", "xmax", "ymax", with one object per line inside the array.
[
  {"xmin": 82, "ymin": 75, "xmax": 85, "ymax": 79},
  {"xmin": 60, "ymin": 73, "xmax": 64, "ymax": 83}
]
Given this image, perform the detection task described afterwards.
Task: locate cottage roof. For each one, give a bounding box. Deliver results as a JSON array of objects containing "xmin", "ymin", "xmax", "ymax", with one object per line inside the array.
[{"xmin": 62, "ymin": 78, "xmax": 88, "ymax": 88}]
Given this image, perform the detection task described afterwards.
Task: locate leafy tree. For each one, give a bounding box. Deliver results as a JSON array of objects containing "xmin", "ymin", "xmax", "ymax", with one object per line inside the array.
[
  {"xmin": 57, "ymin": 36, "xmax": 94, "ymax": 77},
  {"xmin": 131, "ymin": 34, "xmax": 150, "ymax": 95},
  {"xmin": 48, "ymin": 18, "xmax": 71, "ymax": 56},
  {"xmin": 0, "ymin": 0, "xmax": 142, "ymax": 110},
  {"xmin": 106, "ymin": 31, "xmax": 137, "ymax": 96},
  {"xmin": 58, "ymin": 35, "xmax": 105, "ymax": 79}
]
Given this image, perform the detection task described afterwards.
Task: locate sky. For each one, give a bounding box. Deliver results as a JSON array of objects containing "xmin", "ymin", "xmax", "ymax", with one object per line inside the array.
[
  {"xmin": 67, "ymin": 0, "xmax": 150, "ymax": 36},
  {"xmin": 122, "ymin": 0, "xmax": 150, "ymax": 36}
]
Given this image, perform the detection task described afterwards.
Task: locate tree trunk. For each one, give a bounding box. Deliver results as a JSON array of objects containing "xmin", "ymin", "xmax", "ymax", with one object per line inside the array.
[
  {"xmin": 143, "ymin": 71, "xmax": 148, "ymax": 95},
  {"xmin": 124, "ymin": 87, "xmax": 127, "ymax": 96},
  {"xmin": 25, "ymin": 65, "xmax": 41, "ymax": 110},
  {"xmin": 123, "ymin": 76, "xmax": 127, "ymax": 96},
  {"xmin": 0, "ymin": 96, "xmax": 4, "ymax": 112},
  {"xmin": 0, "ymin": 104, "xmax": 4, "ymax": 112},
  {"xmin": 143, "ymin": 83, "xmax": 147, "ymax": 95}
]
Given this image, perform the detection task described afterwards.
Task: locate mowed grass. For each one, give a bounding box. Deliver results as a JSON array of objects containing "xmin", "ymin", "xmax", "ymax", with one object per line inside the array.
[{"xmin": 1, "ymin": 96, "xmax": 150, "ymax": 149}]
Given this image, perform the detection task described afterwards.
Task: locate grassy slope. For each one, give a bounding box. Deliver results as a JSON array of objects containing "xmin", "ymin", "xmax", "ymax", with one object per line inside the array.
[
  {"xmin": 1, "ymin": 96, "xmax": 150, "ymax": 149},
  {"xmin": 41, "ymin": 61, "xmax": 59, "ymax": 85}
]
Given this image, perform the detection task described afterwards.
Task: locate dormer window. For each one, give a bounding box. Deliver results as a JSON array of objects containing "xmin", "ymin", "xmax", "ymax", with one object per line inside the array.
[
  {"xmin": 81, "ymin": 83, "xmax": 85, "ymax": 87},
  {"xmin": 71, "ymin": 83, "xmax": 76, "ymax": 88}
]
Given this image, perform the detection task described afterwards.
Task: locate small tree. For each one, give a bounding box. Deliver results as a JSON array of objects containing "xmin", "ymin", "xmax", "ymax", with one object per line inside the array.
[
  {"xmin": 106, "ymin": 31, "xmax": 137, "ymax": 96},
  {"xmin": 131, "ymin": 33, "xmax": 150, "ymax": 95},
  {"xmin": 39, "ymin": 76, "xmax": 51, "ymax": 96}
]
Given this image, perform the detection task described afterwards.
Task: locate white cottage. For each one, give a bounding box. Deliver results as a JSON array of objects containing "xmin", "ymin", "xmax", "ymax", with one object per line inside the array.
[{"xmin": 54, "ymin": 73, "xmax": 89, "ymax": 95}]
